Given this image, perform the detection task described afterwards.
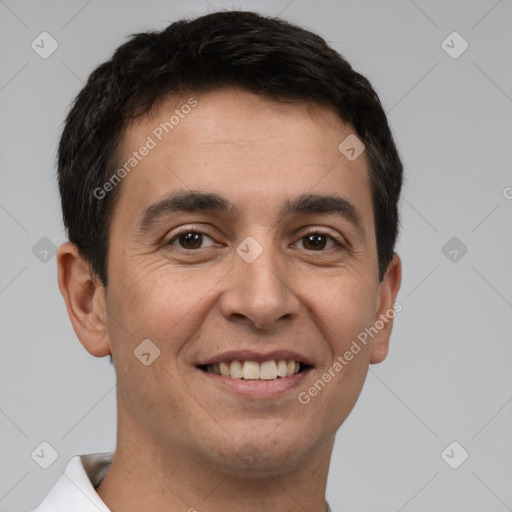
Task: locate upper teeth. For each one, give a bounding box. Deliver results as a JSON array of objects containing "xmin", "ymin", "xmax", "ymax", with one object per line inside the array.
[{"xmin": 205, "ymin": 360, "xmax": 301, "ymax": 379}]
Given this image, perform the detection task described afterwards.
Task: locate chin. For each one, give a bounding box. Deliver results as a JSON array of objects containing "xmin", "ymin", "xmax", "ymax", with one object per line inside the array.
[{"xmin": 203, "ymin": 425, "xmax": 321, "ymax": 477}]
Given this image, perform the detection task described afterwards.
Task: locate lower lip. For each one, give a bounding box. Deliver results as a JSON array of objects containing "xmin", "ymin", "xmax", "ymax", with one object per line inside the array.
[{"xmin": 198, "ymin": 367, "xmax": 313, "ymax": 399}]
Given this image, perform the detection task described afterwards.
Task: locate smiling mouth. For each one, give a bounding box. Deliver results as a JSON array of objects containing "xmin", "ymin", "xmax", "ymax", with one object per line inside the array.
[{"xmin": 198, "ymin": 360, "xmax": 312, "ymax": 380}]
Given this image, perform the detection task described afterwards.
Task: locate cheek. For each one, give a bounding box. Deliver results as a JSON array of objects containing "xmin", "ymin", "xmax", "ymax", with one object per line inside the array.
[
  {"xmin": 107, "ymin": 258, "xmax": 225, "ymax": 360},
  {"xmin": 105, "ymin": 260, "xmax": 220, "ymax": 431},
  {"xmin": 306, "ymin": 272, "xmax": 379, "ymax": 355}
]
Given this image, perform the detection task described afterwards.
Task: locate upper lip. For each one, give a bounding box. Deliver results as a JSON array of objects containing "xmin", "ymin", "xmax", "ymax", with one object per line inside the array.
[{"xmin": 197, "ymin": 350, "xmax": 314, "ymax": 367}]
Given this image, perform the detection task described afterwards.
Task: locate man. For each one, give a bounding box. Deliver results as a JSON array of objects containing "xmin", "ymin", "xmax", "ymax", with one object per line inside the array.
[{"xmin": 32, "ymin": 9, "xmax": 402, "ymax": 512}]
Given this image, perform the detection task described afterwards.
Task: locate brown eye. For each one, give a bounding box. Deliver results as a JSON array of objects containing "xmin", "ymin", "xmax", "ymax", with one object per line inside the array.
[
  {"xmin": 169, "ymin": 231, "xmax": 215, "ymax": 250},
  {"xmin": 298, "ymin": 231, "xmax": 342, "ymax": 251}
]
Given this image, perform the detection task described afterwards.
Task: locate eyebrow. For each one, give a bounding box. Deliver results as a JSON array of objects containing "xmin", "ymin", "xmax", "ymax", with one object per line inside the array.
[{"xmin": 137, "ymin": 190, "xmax": 365, "ymax": 237}]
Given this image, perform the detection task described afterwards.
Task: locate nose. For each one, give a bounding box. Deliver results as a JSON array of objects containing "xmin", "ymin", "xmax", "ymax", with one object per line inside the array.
[{"xmin": 218, "ymin": 240, "xmax": 301, "ymax": 332}]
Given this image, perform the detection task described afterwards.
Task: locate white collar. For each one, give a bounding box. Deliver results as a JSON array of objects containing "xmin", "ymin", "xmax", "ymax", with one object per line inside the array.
[
  {"xmin": 32, "ymin": 452, "xmax": 333, "ymax": 512},
  {"xmin": 30, "ymin": 453, "xmax": 113, "ymax": 511}
]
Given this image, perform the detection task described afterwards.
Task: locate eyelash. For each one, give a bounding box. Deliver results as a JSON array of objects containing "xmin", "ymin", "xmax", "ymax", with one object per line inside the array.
[{"xmin": 166, "ymin": 228, "xmax": 346, "ymax": 251}]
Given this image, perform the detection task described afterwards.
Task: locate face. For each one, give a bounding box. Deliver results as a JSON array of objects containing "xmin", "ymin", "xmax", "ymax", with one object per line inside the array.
[{"xmin": 97, "ymin": 88, "xmax": 399, "ymax": 475}]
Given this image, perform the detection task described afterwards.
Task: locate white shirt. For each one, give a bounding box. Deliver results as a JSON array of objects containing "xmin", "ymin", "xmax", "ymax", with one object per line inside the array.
[
  {"xmin": 31, "ymin": 452, "xmax": 333, "ymax": 512},
  {"xmin": 30, "ymin": 453, "xmax": 113, "ymax": 511}
]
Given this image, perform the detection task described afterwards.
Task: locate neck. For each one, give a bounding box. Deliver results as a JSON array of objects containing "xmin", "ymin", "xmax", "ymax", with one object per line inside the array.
[{"xmin": 97, "ymin": 408, "xmax": 334, "ymax": 512}]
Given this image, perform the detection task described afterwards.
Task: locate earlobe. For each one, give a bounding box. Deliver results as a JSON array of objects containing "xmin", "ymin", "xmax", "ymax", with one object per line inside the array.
[
  {"xmin": 57, "ymin": 242, "xmax": 111, "ymax": 357},
  {"xmin": 370, "ymin": 253, "xmax": 402, "ymax": 364}
]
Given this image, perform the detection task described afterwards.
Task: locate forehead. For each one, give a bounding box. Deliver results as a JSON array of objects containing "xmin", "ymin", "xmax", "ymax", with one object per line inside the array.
[{"xmin": 112, "ymin": 88, "xmax": 373, "ymax": 228}]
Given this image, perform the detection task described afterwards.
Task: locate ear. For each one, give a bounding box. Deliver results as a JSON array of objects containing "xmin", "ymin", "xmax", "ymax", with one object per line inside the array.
[
  {"xmin": 57, "ymin": 242, "xmax": 111, "ymax": 357},
  {"xmin": 369, "ymin": 253, "xmax": 402, "ymax": 364}
]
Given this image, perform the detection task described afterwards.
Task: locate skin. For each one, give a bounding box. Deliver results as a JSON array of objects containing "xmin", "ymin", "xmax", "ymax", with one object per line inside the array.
[{"xmin": 57, "ymin": 87, "xmax": 401, "ymax": 512}]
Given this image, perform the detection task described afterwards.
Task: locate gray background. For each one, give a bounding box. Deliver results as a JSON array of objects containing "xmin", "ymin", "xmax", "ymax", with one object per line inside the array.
[{"xmin": 1, "ymin": 0, "xmax": 511, "ymax": 511}]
